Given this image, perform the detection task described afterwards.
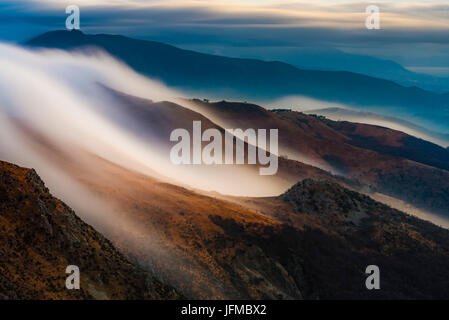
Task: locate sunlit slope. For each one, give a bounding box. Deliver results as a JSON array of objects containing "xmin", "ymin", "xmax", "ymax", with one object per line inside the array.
[{"xmin": 0, "ymin": 160, "xmax": 180, "ymax": 300}]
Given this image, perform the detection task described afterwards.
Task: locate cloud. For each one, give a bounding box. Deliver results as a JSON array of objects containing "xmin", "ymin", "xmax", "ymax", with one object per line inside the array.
[
  {"xmin": 0, "ymin": 42, "xmax": 289, "ymax": 197},
  {"xmin": 15, "ymin": 0, "xmax": 448, "ymax": 30},
  {"xmin": 3, "ymin": 1, "xmax": 449, "ymax": 36},
  {"xmin": 1, "ymin": 1, "xmax": 449, "ymax": 69}
]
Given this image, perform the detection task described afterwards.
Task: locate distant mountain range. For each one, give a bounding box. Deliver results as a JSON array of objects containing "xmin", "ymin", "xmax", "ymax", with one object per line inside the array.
[
  {"xmin": 26, "ymin": 30, "xmax": 449, "ymax": 133},
  {"xmin": 277, "ymin": 48, "xmax": 449, "ymax": 93}
]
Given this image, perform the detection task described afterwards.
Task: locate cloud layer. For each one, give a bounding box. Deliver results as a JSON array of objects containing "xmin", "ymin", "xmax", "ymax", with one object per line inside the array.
[{"xmin": 1, "ymin": 1, "xmax": 449, "ymax": 69}]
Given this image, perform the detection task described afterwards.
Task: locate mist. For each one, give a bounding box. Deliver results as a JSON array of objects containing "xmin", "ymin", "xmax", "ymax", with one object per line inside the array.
[{"xmin": 0, "ymin": 42, "xmax": 290, "ymax": 198}]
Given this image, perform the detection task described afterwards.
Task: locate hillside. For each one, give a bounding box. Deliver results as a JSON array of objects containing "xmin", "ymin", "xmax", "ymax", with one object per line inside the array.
[{"xmin": 0, "ymin": 160, "xmax": 180, "ymax": 300}]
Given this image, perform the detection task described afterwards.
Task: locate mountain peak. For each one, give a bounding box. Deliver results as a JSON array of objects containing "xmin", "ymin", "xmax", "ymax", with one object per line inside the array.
[
  {"xmin": 26, "ymin": 29, "xmax": 87, "ymax": 48},
  {"xmin": 68, "ymin": 29, "xmax": 85, "ymax": 35},
  {"xmin": 280, "ymin": 179, "xmax": 375, "ymax": 225}
]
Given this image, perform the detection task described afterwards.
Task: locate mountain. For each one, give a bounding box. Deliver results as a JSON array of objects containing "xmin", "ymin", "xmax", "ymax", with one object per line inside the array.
[
  {"xmin": 280, "ymin": 48, "xmax": 449, "ymax": 93},
  {"xmin": 26, "ymin": 30, "xmax": 449, "ymax": 132},
  {"xmin": 0, "ymin": 160, "xmax": 180, "ymax": 300}
]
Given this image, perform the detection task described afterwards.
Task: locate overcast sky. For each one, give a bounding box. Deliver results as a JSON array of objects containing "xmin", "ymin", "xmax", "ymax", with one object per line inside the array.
[{"xmin": 1, "ymin": 0, "xmax": 449, "ymax": 70}]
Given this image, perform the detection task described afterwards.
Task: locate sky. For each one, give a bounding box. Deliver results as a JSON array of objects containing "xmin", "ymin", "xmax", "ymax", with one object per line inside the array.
[{"xmin": 1, "ymin": 0, "xmax": 449, "ymax": 71}]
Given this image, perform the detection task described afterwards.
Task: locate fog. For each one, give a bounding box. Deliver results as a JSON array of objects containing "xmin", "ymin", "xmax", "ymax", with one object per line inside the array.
[
  {"xmin": 0, "ymin": 43, "xmax": 289, "ymax": 198},
  {"xmin": 371, "ymin": 193, "xmax": 449, "ymax": 230},
  {"xmin": 266, "ymin": 95, "xmax": 344, "ymax": 112}
]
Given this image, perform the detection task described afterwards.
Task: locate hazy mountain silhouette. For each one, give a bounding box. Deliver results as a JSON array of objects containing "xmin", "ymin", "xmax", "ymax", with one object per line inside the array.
[
  {"xmin": 284, "ymin": 48, "xmax": 449, "ymax": 93},
  {"xmin": 26, "ymin": 30, "xmax": 449, "ymax": 132}
]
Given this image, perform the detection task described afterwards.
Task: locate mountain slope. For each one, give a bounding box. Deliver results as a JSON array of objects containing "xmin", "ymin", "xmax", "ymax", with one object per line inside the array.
[
  {"xmin": 0, "ymin": 160, "xmax": 180, "ymax": 300},
  {"xmin": 26, "ymin": 30, "xmax": 449, "ymax": 131}
]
